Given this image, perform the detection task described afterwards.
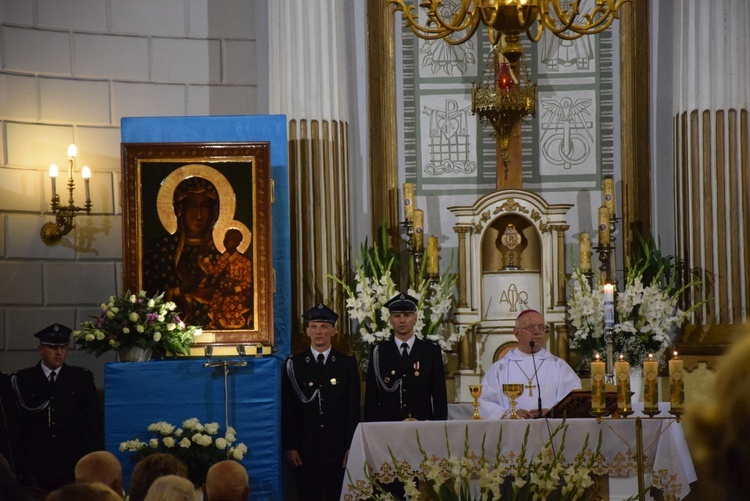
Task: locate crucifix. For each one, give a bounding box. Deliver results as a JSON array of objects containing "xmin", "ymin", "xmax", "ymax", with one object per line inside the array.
[{"xmin": 524, "ymin": 380, "xmax": 536, "ymax": 397}]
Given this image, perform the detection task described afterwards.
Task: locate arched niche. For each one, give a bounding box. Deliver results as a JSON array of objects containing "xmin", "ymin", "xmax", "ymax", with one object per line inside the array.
[{"xmin": 481, "ymin": 214, "xmax": 541, "ymax": 273}]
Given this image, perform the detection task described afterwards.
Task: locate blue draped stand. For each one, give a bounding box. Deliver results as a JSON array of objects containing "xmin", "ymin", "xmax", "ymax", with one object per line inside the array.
[{"xmin": 108, "ymin": 115, "xmax": 291, "ymax": 499}]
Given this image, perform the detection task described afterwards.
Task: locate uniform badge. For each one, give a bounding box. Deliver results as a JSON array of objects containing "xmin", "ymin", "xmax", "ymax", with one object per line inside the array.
[
  {"xmin": 385, "ymin": 377, "xmax": 390, "ymax": 383},
  {"xmin": 330, "ymin": 378, "xmax": 337, "ymax": 385}
]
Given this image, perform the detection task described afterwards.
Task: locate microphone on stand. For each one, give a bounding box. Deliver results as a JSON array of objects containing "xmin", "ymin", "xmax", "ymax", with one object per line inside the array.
[{"xmin": 529, "ymin": 340, "xmax": 543, "ymax": 419}]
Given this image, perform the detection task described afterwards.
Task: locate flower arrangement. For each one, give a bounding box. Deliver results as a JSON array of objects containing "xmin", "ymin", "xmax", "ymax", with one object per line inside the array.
[
  {"xmin": 119, "ymin": 418, "xmax": 248, "ymax": 487},
  {"xmin": 73, "ymin": 290, "xmax": 202, "ymax": 358},
  {"xmin": 346, "ymin": 421, "xmax": 601, "ymax": 501},
  {"xmin": 328, "ymin": 230, "xmax": 465, "ymax": 369},
  {"xmin": 568, "ymin": 238, "xmax": 704, "ymax": 366}
]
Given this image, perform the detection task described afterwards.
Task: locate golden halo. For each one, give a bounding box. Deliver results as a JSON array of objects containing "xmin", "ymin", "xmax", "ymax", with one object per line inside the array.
[
  {"xmin": 213, "ymin": 220, "xmax": 252, "ymax": 254},
  {"xmin": 156, "ymin": 163, "xmax": 237, "ymax": 234}
]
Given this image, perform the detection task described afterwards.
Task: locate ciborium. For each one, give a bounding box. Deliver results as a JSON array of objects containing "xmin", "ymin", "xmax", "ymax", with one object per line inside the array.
[
  {"xmin": 502, "ymin": 383, "xmax": 524, "ymax": 419},
  {"xmin": 468, "ymin": 384, "xmax": 483, "ymax": 420}
]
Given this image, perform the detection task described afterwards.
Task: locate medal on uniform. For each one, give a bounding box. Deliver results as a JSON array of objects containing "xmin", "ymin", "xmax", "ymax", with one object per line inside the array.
[
  {"xmin": 414, "ymin": 361, "xmax": 420, "ymax": 376},
  {"xmin": 330, "ymin": 378, "xmax": 337, "ymax": 385}
]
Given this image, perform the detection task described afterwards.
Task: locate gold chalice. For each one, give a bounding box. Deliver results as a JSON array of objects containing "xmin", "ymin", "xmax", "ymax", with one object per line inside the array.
[
  {"xmin": 468, "ymin": 384, "xmax": 483, "ymax": 420},
  {"xmin": 502, "ymin": 383, "xmax": 524, "ymax": 419}
]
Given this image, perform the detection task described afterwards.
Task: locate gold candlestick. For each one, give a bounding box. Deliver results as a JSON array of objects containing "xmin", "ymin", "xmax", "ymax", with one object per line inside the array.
[{"xmin": 469, "ymin": 384, "xmax": 482, "ymax": 420}]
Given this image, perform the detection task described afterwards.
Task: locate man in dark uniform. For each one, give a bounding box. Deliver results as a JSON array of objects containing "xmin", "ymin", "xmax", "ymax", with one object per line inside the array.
[
  {"xmin": 364, "ymin": 292, "xmax": 448, "ymax": 422},
  {"xmin": 282, "ymin": 303, "xmax": 360, "ymax": 501},
  {"xmin": 11, "ymin": 323, "xmax": 103, "ymax": 491}
]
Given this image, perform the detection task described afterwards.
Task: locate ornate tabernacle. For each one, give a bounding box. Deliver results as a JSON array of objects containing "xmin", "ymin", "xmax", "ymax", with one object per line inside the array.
[{"xmin": 449, "ymin": 190, "xmax": 572, "ymax": 402}]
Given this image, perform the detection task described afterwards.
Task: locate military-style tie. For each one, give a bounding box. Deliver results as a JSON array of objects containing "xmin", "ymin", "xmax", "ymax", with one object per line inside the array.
[
  {"xmin": 49, "ymin": 370, "xmax": 56, "ymax": 383},
  {"xmin": 317, "ymin": 353, "xmax": 325, "ymax": 367},
  {"xmin": 401, "ymin": 342, "xmax": 409, "ymax": 360}
]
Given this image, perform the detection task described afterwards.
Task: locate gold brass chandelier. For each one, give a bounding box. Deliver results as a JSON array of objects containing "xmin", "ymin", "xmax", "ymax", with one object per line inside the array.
[
  {"xmin": 387, "ymin": 0, "xmax": 631, "ymax": 50},
  {"xmin": 388, "ymin": 0, "xmax": 631, "ymax": 158}
]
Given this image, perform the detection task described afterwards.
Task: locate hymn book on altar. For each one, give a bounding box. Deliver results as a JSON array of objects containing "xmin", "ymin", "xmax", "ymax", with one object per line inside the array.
[{"xmin": 545, "ymin": 389, "xmax": 619, "ymax": 418}]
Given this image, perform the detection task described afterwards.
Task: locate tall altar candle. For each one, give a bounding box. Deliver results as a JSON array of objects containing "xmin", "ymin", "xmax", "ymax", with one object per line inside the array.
[
  {"xmin": 426, "ymin": 235, "xmax": 439, "ymax": 275},
  {"xmin": 598, "ymin": 206, "xmax": 611, "ymax": 246},
  {"xmin": 403, "ymin": 183, "xmax": 415, "ymax": 222},
  {"xmin": 578, "ymin": 232, "xmax": 591, "ymax": 273},
  {"xmin": 643, "ymin": 353, "xmax": 659, "ymax": 412},
  {"xmin": 591, "ymin": 354, "xmax": 606, "ymax": 412},
  {"xmin": 602, "ymin": 176, "xmax": 616, "ymax": 218},
  {"xmin": 413, "ymin": 209, "xmax": 424, "ymax": 250},
  {"xmin": 615, "ymin": 355, "xmax": 631, "ymax": 411},
  {"xmin": 669, "ymin": 352, "xmax": 684, "ymax": 411},
  {"xmin": 603, "ymin": 284, "xmax": 615, "ymax": 329}
]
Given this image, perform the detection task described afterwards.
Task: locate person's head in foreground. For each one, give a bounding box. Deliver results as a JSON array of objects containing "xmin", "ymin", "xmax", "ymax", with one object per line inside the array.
[
  {"xmin": 685, "ymin": 334, "xmax": 750, "ymax": 498},
  {"xmin": 46, "ymin": 482, "xmax": 121, "ymax": 501},
  {"xmin": 202, "ymin": 460, "xmax": 249, "ymax": 501},
  {"xmin": 128, "ymin": 453, "xmax": 189, "ymax": 501},
  {"xmin": 144, "ymin": 474, "xmax": 197, "ymax": 501},
  {"xmin": 74, "ymin": 450, "xmax": 124, "ymax": 498}
]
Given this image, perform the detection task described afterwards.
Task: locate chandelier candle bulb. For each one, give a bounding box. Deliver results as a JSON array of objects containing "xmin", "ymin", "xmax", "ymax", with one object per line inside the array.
[
  {"xmin": 615, "ymin": 355, "xmax": 631, "ymax": 412},
  {"xmin": 598, "ymin": 206, "xmax": 611, "ymax": 246},
  {"xmin": 591, "ymin": 354, "xmax": 606, "ymax": 412},
  {"xmin": 578, "ymin": 232, "xmax": 591, "ymax": 273},
  {"xmin": 49, "ymin": 164, "xmax": 58, "ymax": 199},
  {"xmin": 403, "ymin": 182, "xmax": 415, "ymax": 222},
  {"xmin": 669, "ymin": 352, "xmax": 684, "ymax": 411},
  {"xmin": 603, "ymin": 284, "xmax": 615, "ymax": 329},
  {"xmin": 413, "ymin": 209, "xmax": 424, "ymax": 250},
  {"xmin": 643, "ymin": 353, "xmax": 659, "ymax": 412},
  {"xmin": 426, "ymin": 236, "xmax": 439, "ymax": 275},
  {"xmin": 602, "ymin": 176, "xmax": 616, "ymax": 218}
]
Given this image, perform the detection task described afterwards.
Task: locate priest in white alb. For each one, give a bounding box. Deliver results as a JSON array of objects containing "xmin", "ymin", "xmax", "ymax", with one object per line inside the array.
[{"xmin": 479, "ymin": 309, "xmax": 581, "ymax": 419}]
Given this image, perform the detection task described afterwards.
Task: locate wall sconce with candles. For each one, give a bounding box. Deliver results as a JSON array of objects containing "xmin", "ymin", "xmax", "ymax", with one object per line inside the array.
[{"xmin": 40, "ymin": 144, "xmax": 92, "ymax": 246}]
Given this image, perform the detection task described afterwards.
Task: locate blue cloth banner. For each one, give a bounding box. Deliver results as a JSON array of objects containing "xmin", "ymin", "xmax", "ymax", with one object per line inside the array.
[
  {"xmin": 116, "ymin": 115, "xmax": 290, "ymax": 499},
  {"xmin": 105, "ymin": 359, "xmax": 281, "ymax": 497}
]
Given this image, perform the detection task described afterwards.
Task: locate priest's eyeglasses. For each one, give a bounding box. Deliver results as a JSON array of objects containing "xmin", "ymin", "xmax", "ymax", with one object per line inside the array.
[{"xmin": 519, "ymin": 325, "xmax": 548, "ymax": 334}]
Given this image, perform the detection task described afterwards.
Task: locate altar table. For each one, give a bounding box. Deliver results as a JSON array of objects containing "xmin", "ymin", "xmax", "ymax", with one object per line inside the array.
[{"xmin": 342, "ymin": 417, "xmax": 696, "ymax": 500}]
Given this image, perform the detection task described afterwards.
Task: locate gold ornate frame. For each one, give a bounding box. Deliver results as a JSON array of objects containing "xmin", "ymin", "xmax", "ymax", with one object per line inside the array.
[{"xmin": 121, "ymin": 142, "xmax": 273, "ymax": 348}]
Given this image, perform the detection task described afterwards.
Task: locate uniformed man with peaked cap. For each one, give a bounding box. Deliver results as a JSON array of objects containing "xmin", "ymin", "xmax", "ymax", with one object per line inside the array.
[
  {"xmin": 364, "ymin": 292, "xmax": 448, "ymax": 422},
  {"xmin": 282, "ymin": 304, "xmax": 360, "ymax": 500},
  {"xmin": 11, "ymin": 323, "xmax": 103, "ymax": 491}
]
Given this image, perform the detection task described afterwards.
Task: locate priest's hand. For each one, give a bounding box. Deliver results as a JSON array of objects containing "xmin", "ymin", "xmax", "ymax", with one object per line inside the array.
[
  {"xmin": 529, "ymin": 408, "xmax": 550, "ymax": 419},
  {"xmin": 285, "ymin": 449, "xmax": 303, "ymax": 467},
  {"xmin": 515, "ymin": 409, "xmax": 534, "ymax": 419}
]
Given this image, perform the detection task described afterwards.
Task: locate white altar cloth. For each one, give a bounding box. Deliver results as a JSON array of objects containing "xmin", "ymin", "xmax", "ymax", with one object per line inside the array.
[{"xmin": 342, "ymin": 416, "xmax": 696, "ymax": 500}]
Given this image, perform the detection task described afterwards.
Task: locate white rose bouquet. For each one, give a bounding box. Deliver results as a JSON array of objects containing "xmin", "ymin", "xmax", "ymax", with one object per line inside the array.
[
  {"xmin": 120, "ymin": 417, "xmax": 247, "ymax": 487},
  {"xmin": 73, "ymin": 290, "xmax": 202, "ymax": 358}
]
